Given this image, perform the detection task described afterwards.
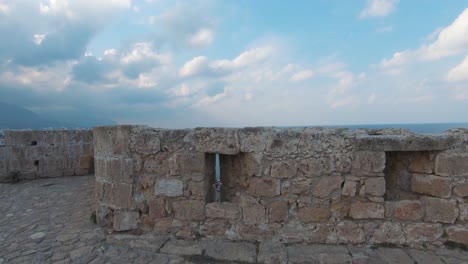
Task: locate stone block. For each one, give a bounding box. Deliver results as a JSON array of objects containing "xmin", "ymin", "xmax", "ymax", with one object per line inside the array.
[
  {"xmin": 281, "ymin": 179, "xmax": 312, "ymax": 195},
  {"xmin": 446, "ymin": 226, "xmax": 468, "ymax": 245},
  {"xmin": 93, "ymin": 125, "xmax": 132, "ymax": 157},
  {"xmin": 173, "ymin": 200, "xmax": 205, "ymax": 221},
  {"xmin": 297, "ymin": 158, "xmax": 327, "ymax": 177},
  {"xmin": 332, "ymin": 220, "xmax": 365, "ymax": 244},
  {"xmin": 155, "ymin": 179, "xmax": 184, "ymax": 197},
  {"xmin": 96, "ymin": 205, "xmax": 113, "ymax": 227},
  {"xmin": 365, "ymin": 177, "xmax": 386, "ymax": 196},
  {"xmin": 411, "ymin": 174, "xmax": 451, "ymax": 198},
  {"xmin": 459, "ymin": 203, "xmax": 468, "ymax": 221},
  {"xmin": 194, "ymin": 128, "xmax": 239, "ymax": 155},
  {"xmin": 270, "ymin": 160, "xmax": 297, "ymax": 179},
  {"xmin": 241, "ymin": 153, "xmax": 262, "ymax": 176},
  {"xmin": 313, "ymin": 176, "xmax": 343, "ymax": 198},
  {"xmin": 374, "ymin": 248, "xmax": 414, "ymax": 264},
  {"xmin": 112, "ymin": 183, "xmax": 133, "ymax": 209},
  {"xmin": 204, "ymin": 240, "xmax": 257, "ymax": 263},
  {"xmin": 404, "ymin": 223, "xmax": 443, "ymax": 243},
  {"xmin": 144, "ymin": 159, "xmax": 168, "ymax": 175},
  {"xmin": 160, "ymin": 240, "xmax": 203, "ymax": 256},
  {"xmin": 268, "ymin": 201, "xmax": 288, "ymax": 223},
  {"xmin": 408, "ymin": 152, "xmax": 434, "ymax": 174},
  {"xmin": 199, "ymin": 219, "xmax": 230, "ymax": 238},
  {"xmin": 370, "ymin": 222, "xmax": 405, "ymax": 244},
  {"xmin": 351, "ymin": 151, "xmax": 386, "ymax": 175},
  {"xmin": 257, "ymin": 242, "xmax": 288, "ymax": 264},
  {"xmin": 243, "ymin": 203, "xmax": 266, "ymax": 224},
  {"xmin": 148, "ymin": 198, "xmax": 166, "ymax": 219},
  {"xmin": 385, "ymin": 200, "xmax": 423, "ymax": 221},
  {"xmin": 178, "ymin": 152, "xmax": 207, "ymax": 175},
  {"xmin": 349, "ymin": 201, "xmax": 384, "ymax": 219},
  {"xmin": 113, "ymin": 211, "xmax": 139, "ymax": 231},
  {"xmin": 121, "ymin": 158, "xmax": 134, "ymax": 184},
  {"xmin": 342, "ymin": 180, "xmax": 358, "ymax": 196},
  {"xmin": 134, "ymin": 131, "xmax": 161, "ymax": 155},
  {"xmin": 249, "ymin": 178, "xmax": 280, "ymax": 197},
  {"xmin": 421, "ymin": 196, "xmax": 458, "ymax": 223},
  {"xmin": 238, "ymin": 127, "xmax": 272, "ymax": 152},
  {"xmin": 435, "ymin": 153, "xmax": 468, "ymax": 177},
  {"xmin": 297, "ymin": 204, "xmax": 330, "ymax": 223},
  {"xmin": 205, "ymin": 202, "xmax": 240, "ymax": 219},
  {"xmin": 105, "ymin": 158, "xmax": 121, "ymax": 181},
  {"xmin": 79, "ymin": 155, "xmax": 94, "ymax": 170},
  {"xmin": 266, "ymin": 130, "xmax": 300, "ymax": 155},
  {"xmin": 406, "ymin": 249, "xmax": 445, "ymax": 264},
  {"xmin": 453, "ymin": 182, "xmax": 468, "ymax": 197}
]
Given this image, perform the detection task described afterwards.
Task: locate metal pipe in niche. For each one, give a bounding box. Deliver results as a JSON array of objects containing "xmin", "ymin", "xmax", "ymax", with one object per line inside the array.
[{"xmin": 214, "ymin": 152, "xmax": 222, "ymax": 203}]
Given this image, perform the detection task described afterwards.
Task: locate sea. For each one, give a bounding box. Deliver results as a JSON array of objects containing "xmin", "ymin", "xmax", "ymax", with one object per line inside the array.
[{"xmin": 314, "ymin": 122, "xmax": 468, "ymax": 134}]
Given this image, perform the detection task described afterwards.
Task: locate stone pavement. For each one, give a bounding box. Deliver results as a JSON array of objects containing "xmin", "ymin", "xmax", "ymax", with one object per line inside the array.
[{"xmin": 0, "ymin": 176, "xmax": 467, "ymax": 264}]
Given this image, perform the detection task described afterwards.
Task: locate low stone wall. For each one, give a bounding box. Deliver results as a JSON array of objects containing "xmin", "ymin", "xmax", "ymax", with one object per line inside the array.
[
  {"xmin": 94, "ymin": 125, "xmax": 468, "ymax": 248},
  {"xmin": 0, "ymin": 129, "xmax": 94, "ymax": 182}
]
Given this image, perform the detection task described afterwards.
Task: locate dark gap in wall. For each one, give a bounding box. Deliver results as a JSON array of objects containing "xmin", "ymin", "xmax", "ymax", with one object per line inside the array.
[
  {"xmin": 384, "ymin": 151, "xmax": 437, "ymax": 201},
  {"xmin": 31, "ymin": 141, "xmax": 37, "ymax": 146},
  {"xmin": 34, "ymin": 160, "xmax": 39, "ymax": 166}
]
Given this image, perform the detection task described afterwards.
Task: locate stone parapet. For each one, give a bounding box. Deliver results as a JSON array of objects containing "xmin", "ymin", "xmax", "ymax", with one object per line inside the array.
[{"xmin": 93, "ymin": 126, "xmax": 468, "ymax": 248}]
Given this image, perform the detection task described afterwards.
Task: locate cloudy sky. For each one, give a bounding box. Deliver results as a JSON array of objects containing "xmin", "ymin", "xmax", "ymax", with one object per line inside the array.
[{"xmin": 1, "ymin": 0, "xmax": 468, "ymax": 128}]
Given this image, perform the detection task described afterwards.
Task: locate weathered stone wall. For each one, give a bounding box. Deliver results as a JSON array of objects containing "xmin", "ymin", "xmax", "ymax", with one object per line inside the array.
[
  {"xmin": 0, "ymin": 129, "xmax": 94, "ymax": 182},
  {"xmin": 94, "ymin": 125, "xmax": 468, "ymax": 248}
]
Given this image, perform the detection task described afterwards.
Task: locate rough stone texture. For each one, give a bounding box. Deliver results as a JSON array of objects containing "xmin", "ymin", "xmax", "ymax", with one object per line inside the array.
[
  {"xmin": 194, "ymin": 128, "xmax": 240, "ymax": 155},
  {"xmin": 349, "ymin": 202, "xmax": 384, "ymax": 219},
  {"xmin": 313, "ymin": 176, "xmax": 343, "ymax": 198},
  {"xmin": 421, "ymin": 196, "xmax": 459, "ymax": 224},
  {"xmin": 435, "ymin": 153, "xmax": 468, "ymax": 177},
  {"xmin": 204, "ymin": 240, "xmax": 257, "ymax": 263},
  {"xmin": 411, "ymin": 174, "xmax": 451, "ymax": 198},
  {"xmin": 385, "ymin": 200, "xmax": 423, "ymax": 221},
  {"xmin": 113, "ymin": 211, "xmax": 139, "ymax": 231},
  {"xmin": 365, "ymin": 177, "xmax": 386, "ymax": 196},
  {"xmin": 297, "ymin": 204, "xmax": 330, "ymax": 223},
  {"xmin": 351, "ymin": 151, "xmax": 386, "ymax": 175},
  {"xmin": 446, "ymin": 226, "xmax": 468, "ymax": 245},
  {"xmin": 155, "ymin": 179, "xmax": 184, "ymax": 197},
  {"xmin": 173, "ymin": 200, "xmax": 205, "ymax": 221},
  {"xmin": 249, "ymin": 177, "xmax": 280, "ymax": 197},
  {"xmin": 453, "ymin": 182, "xmax": 468, "ymax": 197},
  {"xmin": 205, "ymin": 202, "xmax": 240, "ymax": 219}
]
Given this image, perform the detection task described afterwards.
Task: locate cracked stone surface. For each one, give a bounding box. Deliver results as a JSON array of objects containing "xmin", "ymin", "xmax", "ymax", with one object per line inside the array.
[{"xmin": 1, "ymin": 176, "xmax": 467, "ymax": 264}]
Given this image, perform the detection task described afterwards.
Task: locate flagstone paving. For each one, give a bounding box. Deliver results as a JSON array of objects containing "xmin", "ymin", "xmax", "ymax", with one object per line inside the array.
[{"xmin": 0, "ymin": 176, "xmax": 467, "ymax": 264}]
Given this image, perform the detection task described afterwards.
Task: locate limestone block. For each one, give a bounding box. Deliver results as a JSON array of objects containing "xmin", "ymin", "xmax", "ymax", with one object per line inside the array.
[
  {"xmin": 93, "ymin": 126, "xmax": 132, "ymax": 157},
  {"xmin": 194, "ymin": 128, "xmax": 239, "ymax": 155},
  {"xmin": 257, "ymin": 242, "xmax": 288, "ymax": 264},
  {"xmin": 82, "ymin": 143, "xmax": 93, "ymax": 156},
  {"xmin": 332, "ymin": 220, "xmax": 365, "ymax": 244},
  {"xmin": 404, "ymin": 223, "xmax": 443, "ymax": 243},
  {"xmin": 446, "ymin": 226, "xmax": 468, "ymax": 245},
  {"xmin": 297, "ymin": 204, "xmax": 330, "ymax": 223},
  {"xmin": 249, "ymin": 178, "xmax": 280, "ymax": 197},
  {"xmin": 178, "ymin": 152, "xmax": 207, "ymax": 175},
  {"xmin": 134, "ymin": 131, "xmax": 161, "ymax": 155},
  {"xmin": 459, "ymin": 203, "xmax": 468, "ymax": 221},
  {"xmin": 356, "ymin": 134, "xmax": 460, "ymax": 152},
  {"xmin": 313, "ymin": 176, "xmax": 343, "ymax": 198},
  {"xmin": 96, "ymin": 205, "xmax": 113, "ymax": 227},
  {"xmin": 349, "ymin": 202, "xmax": 384, "ymax": 219},
  {"xmin": 205, "ymin": 202, "xmax": 240, "ymax": 219},
  {"xmin": 112, "ymin": 183, "xmax": 133, "ymax": 209},
  {"xmin": 435, "ymin": 153, "xmax": 468, "ymax": 177},
  {"xmin": 242, "ymin": 202, "xmax": 266, "ymax": 224},
  {"xmin": 411, "ymin": 174, "xmax": 451, "ymax": 198},
  {"xmin": 370, "ymin": 222, "xmax": 405, "ymax": 244},
  {"xmin": 241, "ymin": 153, "xmax": 263, "ymax": 177},
  {"xmin": 155, "ymin": 179, "xmax": 184, "ymax": 197},
  {"xmin": 94, "ymin": 158, "xmax": 106, "ymax": 179},
  {"xmin": 281, "ymin": 179, "xmax": 312, "ymax": 195},
  {"xmin": 79, "ymin": 155, "xmax": 94, "ymax": 170},
  {"xmin": 365, "ymin": 177, "xmax": 386, "ymax": 196},
  {"xmin": 385, "ymin": 200, "xmax": 423, "ymax": 221},
  {"xmin": 173, "ymin": 200, "xmax": 205, "ymax": 221},
  {"xmin": 270, "ymin": 160, "xmax": 298, "ymax": 179},
  {"xmin": 268, "ymin": 201, "xmax": 289, "ymax": 223},
  {"xmin": 148, "ymin": 198, "xmax": 166, "ymax": 219},
  {"xmin": 113, "ymin": 211, "xmax": 139, "ymax": 231},
  {"xmin": 121, "ymin": 158, "xmax": 134, "ymax": 184},
  {"xmin": 342, "ymin": 181, "xmax": 358, "ymax": 196},
  {"xmin": 199, "ymin": 219, "xmax": 230, "ymax": 238},
  {"xmin": 105, "ymin": 158, "xmax": 122, "ymax": 181},
  {"xmin": 421, "ymin": 196, "xmax": 458, "ymax": 223},
  {"xmin": 266, "ymin": 130, "xmax": 300, "ymax": 155},
  {"xmin": 408, "ymin": 152, "xmax": 434, "ymax": 174},
  {"xmin": 453, "ymin": 182, "xmax": 468, "ymax": 197},
  {"xmin": 160, "ymin": 240, "xmax": 203, "ymax": 256},
  {"xmin": 351, "ymin": 151, "xmax": 386, "ymax": 175},
  {"xmin": 144, "ymin": 159, "xmax": 168, "ymax": 175},
  {"xmin": 297, "ymin": 157, "xmax": 327, "ymax": 177},
  {"xmin": 238, "ymin": 127, "xmax": 272, "ymax": 152}
]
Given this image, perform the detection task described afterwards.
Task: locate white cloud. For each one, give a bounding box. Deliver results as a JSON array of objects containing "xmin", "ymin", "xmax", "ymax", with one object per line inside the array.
[
  {"xmin": 179, "ymin": 56, "xmax": 209, "ymax": 77},
  {"xmin": 359, "ymin": 0, "xmax": 399, "ymax": 19},
  {"xmin": 33, "ymin": 34, "xmax": 46, "ymax": 45},
  {"xmin": 0, "ymin": 2, "xmax": 10, "ymax": 14},
  {"xmin": 189, "ymin": 28, "xmax": 215, "ymax": 48},
  {"xmin": 447, "ymin": 55, "xmax": 468, "ymax": 82},
  {"xmin": 290, "ymin": 70, "xmax": 315, "ymax": 83},
  {"xmin": 380, "ymin": 9, "xmax": 468, "ymax": 74},
  {"xmin": 194, "ymin": 88, "xmax": 227, "ymax": 107}
]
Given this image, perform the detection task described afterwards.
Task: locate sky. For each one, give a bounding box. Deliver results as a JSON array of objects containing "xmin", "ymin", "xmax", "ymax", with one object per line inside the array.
[{"xmin": 0, "ymin": 0, "xmax": 468, "ymax": 128}]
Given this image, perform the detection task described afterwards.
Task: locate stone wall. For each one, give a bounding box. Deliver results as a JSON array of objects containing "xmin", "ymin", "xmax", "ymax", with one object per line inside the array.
[
  {"xmin": 94, "ymin": 125, "xmax": 468, "ymax": 248},
  {"xmin": 0, "ymin": 129, "xmax": 94, "ymax": 182}
]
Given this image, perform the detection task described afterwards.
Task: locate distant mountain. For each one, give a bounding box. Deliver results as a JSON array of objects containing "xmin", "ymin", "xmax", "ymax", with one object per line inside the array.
[{"xmin": 0, "ymin": 102, "xmax": 117, "ymax": 129}]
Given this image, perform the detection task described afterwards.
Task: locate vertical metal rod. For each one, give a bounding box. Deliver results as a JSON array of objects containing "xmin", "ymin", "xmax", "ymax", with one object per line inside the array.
[{"xmin": 215, "ymin": 153, "xmax": 221, "ymax": 203}]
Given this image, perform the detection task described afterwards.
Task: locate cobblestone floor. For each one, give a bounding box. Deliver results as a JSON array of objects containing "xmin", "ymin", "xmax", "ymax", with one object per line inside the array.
[{"xmin": 0, "ymin": 176, "xmax": 467, "ymax": 264}]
